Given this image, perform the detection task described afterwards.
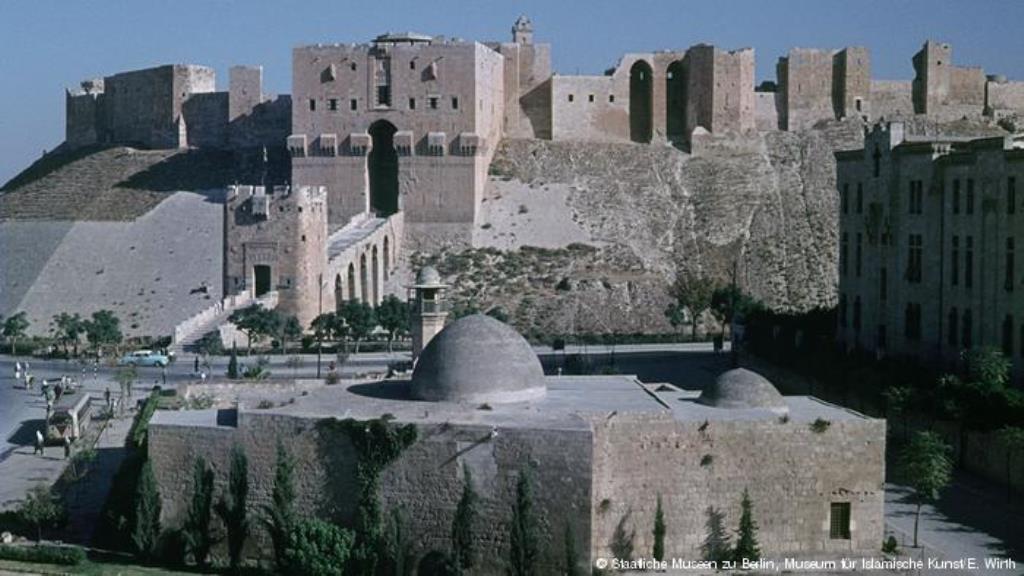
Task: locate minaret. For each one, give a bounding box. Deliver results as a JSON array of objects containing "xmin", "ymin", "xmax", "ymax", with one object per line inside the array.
[
  {"xmin": 409, "ymin": 266, "xmax": 449, "ymax": 360},
  {"xmin": 512, "ymin": 15, "xmax": 533, "ymax": 45}
]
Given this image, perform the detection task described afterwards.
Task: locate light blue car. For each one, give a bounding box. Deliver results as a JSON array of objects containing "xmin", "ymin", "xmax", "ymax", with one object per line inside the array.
[{"xmin": 118, "ymin": 350, "xmax": 170, "ymax": 367}]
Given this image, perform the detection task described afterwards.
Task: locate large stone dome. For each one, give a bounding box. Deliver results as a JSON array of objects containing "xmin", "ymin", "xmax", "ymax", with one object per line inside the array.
[
  {"xmin": 697, "ymin": 368, "xmax": 787, "ymax": 412},
  {"xmin": 411, "ymin": 314, "xmax": 546, "ymax": 403}
]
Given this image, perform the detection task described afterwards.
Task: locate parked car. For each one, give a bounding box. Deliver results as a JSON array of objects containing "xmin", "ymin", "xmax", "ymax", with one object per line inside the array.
[{"xmin": 118, "ymin": 350, "xmax": 170, "ymax": 367}]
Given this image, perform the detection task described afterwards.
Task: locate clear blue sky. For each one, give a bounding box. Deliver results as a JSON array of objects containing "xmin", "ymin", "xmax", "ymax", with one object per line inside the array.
[{"xmin": 2, "ymin": 0, "xmax": 1023, "ymax": 185}]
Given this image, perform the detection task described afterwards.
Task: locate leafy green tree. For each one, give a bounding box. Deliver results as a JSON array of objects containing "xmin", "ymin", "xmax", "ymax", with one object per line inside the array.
[
  {"xmin": 311, "ymin": 312, "xmax": 338, "ymax": 347},
  {"xmin": 963, "ymin": 346, "xmax": 1011, "ymax": 389},
  {"xmin": 182, "ymin": 457, "xmax": 214, "ymax": 568},
  {"xmin": 451, "ymin": 463, "xmax": 477, "ymax": 571},
  {"xmin": 508, "ymin": 468, "xmax": 538, "ymax": 576},
  {"xmin": 376, "ymin": 295, "xmax": 409, "ymax": 353},
  {"xmin": 340, "ymin": 301, "xmax": 377, "ymax": 353},
  {"xmin": 51, "ymin": 312, "xmax": 84, "ymax": 357},
  {"xmin": 3, "ymin": 311, "xmax": 30, "ymax": 355},
  {"xmin": 996, "ymin": 426, "xmax": 1024, "ymax": 502},
  {"xmin": 711, "ymin": 286, "xmax": 762, "ymax": 337},
  {"xmin": 701, "ymin": 506, "xmax": 730, "ymax": 563},
  {"xmin": 115, "ymin": 365, "xmax": 138, "ymax": 400},
  {"xmin": 938, "ymin": 347, "xmax": 1012, "ymax": 465},
  {"xmin": 216, "ymin": 445, "xmax": 249, "ymax": 571},
  {"xmin": 84, "ymin": 310, "xmax": 122, "ymax": 355},
  {"xmin": 263, "ymin": 440, "xmax": 296, "ymax": 569},
  {"xmin": 229, "ymin": 305, "xmax": 275, "ymax": 354},
  {"xmin": 900, "ymin": 431, "xmax": 953, "ymax": 547},
  {"xmin": 732, "ymin": 489, "xmax": 760, "ymax": 562},
  {"xmin": 282, "ymin": 518, "xmax": 354, "ymax": 576},
  {"xmin": 652, "ymin": 494, "xmax": 666, "ymax": 562},
  {"xmin": 132, "ymin": 460, "xmax": 161, "ymax": 559},
  {"xmin": 227, "ymin": 345, "xmax": 240, "ymax": 379},
  {"xmin": 18, "ymin": 485, "xmax": 62, "ymax": 542},
  {"xmin": 882, "ymin": 384, "xmax": 913, "ymax": 441},
  {"xmin": 665, "ymin": 273, "xmax": 717, "ymax": 341}
]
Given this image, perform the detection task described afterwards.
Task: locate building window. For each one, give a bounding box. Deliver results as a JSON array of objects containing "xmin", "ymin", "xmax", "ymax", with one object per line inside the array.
[
  {"xmin": 1007, "ymin": 237, "xmax": 1016, "ymax": 292},
  {"xmin": 1003, "ymin": 315, "xmax": 1014, "ymax": 357},
  {"xmin": 909, "ymin": 180, "xmax": 924, "ymax": 214},
  {"xmin": 329, "ymin": 98, "xmax": 338, "ymax": 111},
  {"xmin": 879, "ymin": 267, "xmax": 888, "ymax": 302},
  {"xmin": 410, "ymin": 60, "xmax": 416, "ymax": 70},
  {"xmin": 853, "ymin": 296, "xmax": 862, "ymax": 332},
  {"xmin": 841, "ymin": 233, "xmax": 848, "ymax": 276},
  {"xmin": 856, "ymin": 183, "xmax": 863, "ymax": 214},
  {"xmin": 855, "ymin": 233, "xmax": 863, "ymax": 277},
  {"xmin": 609, "ymin": 94, "xmax": 615, "ymax": 103},
  {"xmin": 953, "ymin": 179, "xmax": 961, "ymax": 214},
  {"xmin": 966, "ymin": 179, "xmax": 975, "ymax": 215},
  {"xmin": 842, "ymin": 183, "xmax": 849, "ymax": 214},
  {"xmin": 309, "ymin": 98, "xmax": 316, "ymax": 111},
  {"xmin": 350, "ymin": 62, "xmax": 357, "ymax": 71},
  {"xmin": 375, "ymin": 57, "xmax": 392, "ymax": 107},
  {"xmin": 905, "ymin": 302, "xmax": 922, "ymax": 341},
  {"xmin": 830, "ymin": 502, "xmax": 851, "ymax": 540},
  {"xmin": 877, "ymin": 324, "xmax": 887, "ymax": 349},
  {"xmin": 589, "ymin": 94, "xmax": 595, "ymax": 103},
  {"xmin": 907, "ymin": 234, "xmax": 923, "ymax": 284},
  {"xmin": 409, "ymin": 98, "xmax": 416, "ymax": 110},
  {"xmin": 568, "ymin": 94, "xmax": 574, "ymax": 102},
  {"xmin": 451, "ymin": 96, "xmax": 459, "ymax": 110},
  {"xmin": 350, "ymin": 99, "xmax": 357, "ymax": 111},
  {"xmin": 965, "ymin": 236, "xmax": 974, "ymax": 289},
  {"xmin": 872, "ymin": 145, "xmax": 881, "ymax": 177},
  {"xmin": 839, "ymin": 294, "xmax": 847, "ymax": 327},
  {"xmin": 962, "ymin": 309, "xmax": 973, "ymax": 349},
  {"xmin": 951, "ymin": 236, "xmax": 959, "ymax": 286},
  {"xmin": 948, "ymin": 307, "xmax": 958, "ymax": 347},
  {"xmin": 301, "ymin": 235, "xmax": 306, "ymax": 242},
  {"xmin": 1009, "ymin": 176, "xmax": 1017, "ymax": 215},
  {"xmin": 429, "ymin": 97, "xmax": 439, "ymax": 109}
]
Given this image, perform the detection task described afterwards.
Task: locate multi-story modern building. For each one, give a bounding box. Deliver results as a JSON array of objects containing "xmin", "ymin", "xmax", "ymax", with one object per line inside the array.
[{"xmin": 837, "ymin": 122, "xmax": 1024, "ymax": 380}]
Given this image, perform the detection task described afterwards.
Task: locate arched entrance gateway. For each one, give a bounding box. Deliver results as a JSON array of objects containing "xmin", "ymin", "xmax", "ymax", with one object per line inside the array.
[
  {"xmin": 629, "ymin": 60, "xmax": 654, "ymax": 143},
  {"xmin": 368, "ymin": 120, "xmax": 399, "ymax": 216},
  {"xmin": 666, "ymin": 60, "xmax": 686, "ymax": 142}
]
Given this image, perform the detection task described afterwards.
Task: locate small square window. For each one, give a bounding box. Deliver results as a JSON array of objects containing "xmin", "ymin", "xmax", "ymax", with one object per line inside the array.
[
  {"xmin": 410, "ymin": 60, "xmax": 416, "ymax": 70},
  {"xmin": 350, "ymin": 62, "xmax": 357, "ymax": 71},
  {"xmin": 609, "ymin": 94, "xmax": 615, "ymax": 103},
  {"xmin": 830, "ymin": 502, "xmax": 851, "ymax": 539},
  {"xmin": 452, "ymin": 97, "xmax": 459, "ymax": 110},
  {"xmin": 568, "ymin": 94, "xmax": 574, "ymax": 102},
  {"xmin": 350, "ymin": 99, "xmax": 357, "ymax": 111},
  {"xmin": 329, "ymin": 98, "xmax": 338, "ymax": 111},
  {"xmin": 588, "ymin": 94, "xmax": 595, "ymax": 103},
  {"xmin": 429, "ymin": 97, "xmax": 439, "ymax": 110},
  {"xmin": 409, "ymin": 98, "xmax": 416, "ymax": 110},
  {"xmin": 309, "ymin": 98, "xmax": 316, "ymax": 111}
]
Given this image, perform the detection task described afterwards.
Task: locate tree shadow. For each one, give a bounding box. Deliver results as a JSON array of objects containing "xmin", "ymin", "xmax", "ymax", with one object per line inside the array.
[{"xmin": 117, "ymin": 147, "xmax": 290, "ymax": 193}]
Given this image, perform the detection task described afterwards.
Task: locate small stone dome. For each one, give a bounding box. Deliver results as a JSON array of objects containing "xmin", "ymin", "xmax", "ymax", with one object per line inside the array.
[
  {"xmin": 411, "ymin": 314, "xmax": 546, "ymax": 403},
  {"xmin": 415, "ymin": 266, "xmax": 443, "ymax": 286},
  {"xmin": 697, "ymin": 368, "xmax": 787, "ymax": 412}
]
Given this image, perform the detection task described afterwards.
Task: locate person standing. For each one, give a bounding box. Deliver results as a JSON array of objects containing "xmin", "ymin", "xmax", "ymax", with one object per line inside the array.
[
  {"xmin": 194, "ymin": 356, "xmax": 200, "ymax": 374},
  {"xmin": 34, "ymin": 430, "xmax": 44, "ymax": 456},
  {"xmin": 63, "ymin": 436, "xmax": 71, "ymax": 459}
]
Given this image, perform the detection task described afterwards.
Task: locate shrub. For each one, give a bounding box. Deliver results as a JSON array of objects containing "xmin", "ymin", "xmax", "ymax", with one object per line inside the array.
[
  {"xmin": 810, "ymin": 418, "xmax": 831, "ymax": 434},
  {"xmin": 508, "ymin": 468, "xmax": 539, "ymax": 576},
  {"xmin": 451, "ymin": 464, "xmax": 477, "ymax": 571},
  {"xmin": 126, "ymin": 391, "xmax": 160, "ymax": 451},
  {"xmin": 882, "ymin": 535, "xmax": 899, "ymax": 554},
  {"xmin": 732, "ymin": 489, "xmax": 760, "ymax": 562},
  {"xmin": 282, "ymin": 518, "xmax": 354, "ymax": 576},
  {"xmin": 182, "ymin": 457, "xmax": 214, "ymax": 568},
  {"xmin": 652, "ymin": 495, "xmax": 666, "ymax": 562},
  {"xmin": 216, "ymin": 445, "xmax": 249, "ymax": 570},
  {"xmin": 0, "ymin": 543, "xmax": 85, "ymax": 565},
  {"xmin": 131, "ymin": 460, "xmax": 161, "ymax": 559},
  {"xmin": 17, "ymin": 485, "xmax": 62, "ymax": 542}
]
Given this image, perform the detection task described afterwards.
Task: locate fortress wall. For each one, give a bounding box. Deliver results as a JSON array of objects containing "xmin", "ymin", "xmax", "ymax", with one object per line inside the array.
[
  {"xmin": 292, "ymin": 156, "xmax": 367, "ymax": 228},
  {"xmin": 590, "ymin": 413, "xmax": 886, "ymax": 560},
  {"xmin": 987, "ymin": 80, "xmax": 1024, "ymax": 115},
  {"xmin": 105, "ymin": 66, "xmax": 178, "ymax": 147},
  {"xmin": 65, "ymin": 92, "xmax": 102, "ymax": 147},
  {"xmin": 550, "ymin": 76, "xmax": 627, "ymax": 141},
  {"xmin": 948, "ymin": 66, "xmax": 986, "ymax": 107},
  {"xmin": 778, "ymin": 49, "xmax": 836, "ymax": 131},
  {"xmin": 182, "ymin": 92, "xmax": 228, "ymax": 149},
  {"xmin": 835, "ymin": 47, "xmax": 871, "ymax": 120},
  {"xmin": 755, "ymin": 92, "xmax": 779, "ymax": 131},
  {"xmin": 149, "ymin": 412, "xmax": 594, "ymax": 574},
  {"xmin": 711, "ymin": 48, "xmax": 755, "ymax": 133},
  {"xmin": 228, "ymin": 95, "xmax": 291, "ymax": 150},
  {"xmin": 869, "ymin": 80, "xmax": 914, "ymax": 120}
]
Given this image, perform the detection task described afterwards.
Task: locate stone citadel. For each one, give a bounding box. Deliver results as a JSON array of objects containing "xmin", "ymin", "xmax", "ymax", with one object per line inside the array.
[{"xmin": 58, "ymin": 17, "xmax": 1024, "ymax": 334}]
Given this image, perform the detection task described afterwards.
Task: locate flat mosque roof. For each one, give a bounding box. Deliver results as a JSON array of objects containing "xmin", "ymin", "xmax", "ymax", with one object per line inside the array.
[{"xmin": 152, "ymin": 374, "xmax": 874, "ymax": 431}]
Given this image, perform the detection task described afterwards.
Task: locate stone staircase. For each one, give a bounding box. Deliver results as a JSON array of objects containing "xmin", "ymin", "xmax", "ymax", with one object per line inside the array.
[{"xmin": 169, "ymin": 290, "xmax": 280, "ymax": 355}]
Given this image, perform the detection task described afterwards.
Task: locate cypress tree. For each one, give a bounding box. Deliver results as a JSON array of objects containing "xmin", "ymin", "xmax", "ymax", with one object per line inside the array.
[
  {"xmin": 732, "ymin": 489, "xmax": 760, "ymax": 563},
  {"xmin": 264, "ymin": 440, "xmax": 296, "ymax": 570},
  {"xmin": 564, "ymin": 520, "xmax": 584, "ymax": 576},
  {"xmin": 217, "ymin": 445, "xmax": 249, "ymax": 571},
  {"xmin": 451, "ymin": 463, "xmax": 477, "ymax": 571},
  {"xmin": 182, "ymin": 457, "xmax": 214, "ymax": 567},
  {"xmin": 652, "ymin": 495, "xmax": 666, "ymax": 562},
  {"xmin": 227, "ymin": 345, "xmax": 239, "ymax": 379},
  {"xmin": 131, "ymin": 459, "xmax": 161, "ymax": 559},
  {"xmin": 508, "ymin": 468, "xmax": 538, "ymax": 576},
  {"xmin": 701, "ymin": 506, "xmax": 730, "ymax": 563}
]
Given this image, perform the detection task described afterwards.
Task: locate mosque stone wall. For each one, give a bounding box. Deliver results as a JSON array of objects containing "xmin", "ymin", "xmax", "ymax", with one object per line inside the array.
[{"xmin": 589, "ymin": 412, "xmax": 886, "ymax": 560}]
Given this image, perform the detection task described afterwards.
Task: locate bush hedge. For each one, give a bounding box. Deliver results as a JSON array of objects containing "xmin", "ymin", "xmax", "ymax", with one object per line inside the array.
[{"xmin": 0, "ymin": 543, "xmax": 86, "ymax": 565}]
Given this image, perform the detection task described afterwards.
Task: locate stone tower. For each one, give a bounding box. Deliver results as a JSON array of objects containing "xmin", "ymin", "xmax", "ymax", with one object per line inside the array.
[
  {"xmin": 408, "ymin": 266, "xmax": 449, "ymax": 360},
  {"xmin": 512, "ymin": 15, "xmax": 533, "ymax": 45}
]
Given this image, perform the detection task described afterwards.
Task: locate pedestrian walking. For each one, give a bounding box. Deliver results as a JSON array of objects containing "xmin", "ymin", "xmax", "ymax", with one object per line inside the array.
[
  {"xmin": 104, "ymin": 387, "xmax": 112, "ymax": 411},
  {"xmin": 194, "ymin": 356, "xmax": 200, "ymax": 374},
  {"xmin": 63, "ymin": 436, "xmax": 71, "ymax": 459},
  {"xmin": 34, "ymin": 430, "xmax": 44, "ymax": 456},
  {"xmin": 161, "ymin": 366, "xmax": 167, "ymax": 386}
]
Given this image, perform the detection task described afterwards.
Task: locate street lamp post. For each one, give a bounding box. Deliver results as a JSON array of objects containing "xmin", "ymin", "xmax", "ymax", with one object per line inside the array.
[{"xmin": 317, "ymin": 273, "xmax": 323, "ymax": 378}]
